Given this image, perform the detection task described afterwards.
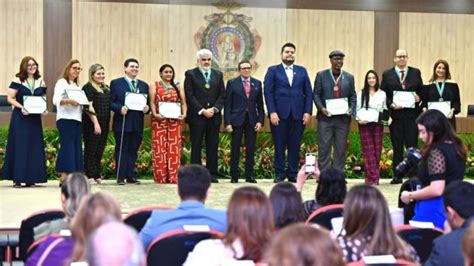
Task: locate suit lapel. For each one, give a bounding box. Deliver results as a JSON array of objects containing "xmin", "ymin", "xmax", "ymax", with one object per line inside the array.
[{"xmin": 277, "ymin": 64, "xmax": 291, "ymax": 87}]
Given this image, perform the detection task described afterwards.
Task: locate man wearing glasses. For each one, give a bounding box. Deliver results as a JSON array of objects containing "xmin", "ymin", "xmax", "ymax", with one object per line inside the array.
[
  {"xmin": 224, "ymin": 60, "xmax": 264, "ymax": 183},
  {"xmin": 381, "ymin": 49, "xmax": 423, "ymax": 184}
]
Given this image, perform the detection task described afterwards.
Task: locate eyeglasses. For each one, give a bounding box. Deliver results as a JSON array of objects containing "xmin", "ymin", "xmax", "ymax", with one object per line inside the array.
[
  {"xmin": 27, "ymin": 64, "xmax": 37, "ymax": 67},
  {"xmin": 72, "ymin": 67, "xmax": 83, "ymax": 71},
  {"xmin": 240, "ymin": 67, "xmax": 252, "ymax": 70},
  {"xmin": 396, "ymin": 55, "xmax": 407, "ymax": 59}
]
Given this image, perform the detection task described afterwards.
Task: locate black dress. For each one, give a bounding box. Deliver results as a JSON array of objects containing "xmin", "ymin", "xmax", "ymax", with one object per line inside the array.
[
  {"xmin": 82, "ymin": 82, "xmax": 110, "ymax": 180},
  {"xmin": 421, "ymin": 81, "xmax": 461, "ymax": 129},
  {"xmin": 3, "ymin": 81, "xmax": 47, "ymax": 184}
]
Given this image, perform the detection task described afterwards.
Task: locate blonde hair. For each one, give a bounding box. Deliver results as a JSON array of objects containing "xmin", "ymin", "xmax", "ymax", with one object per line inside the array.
[
  {"xmin": 88, "ymin": 63, "xmax": 108, "ymax": 92},
  {"xmin": 61, "ymin": 172, "xmax": 91, "ymax": 221}
]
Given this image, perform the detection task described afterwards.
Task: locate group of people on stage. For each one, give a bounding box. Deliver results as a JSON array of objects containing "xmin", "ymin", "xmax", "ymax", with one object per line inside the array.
[{"xmin": 2, "ymin": 44, "xmax": 463, "ymax": 187}]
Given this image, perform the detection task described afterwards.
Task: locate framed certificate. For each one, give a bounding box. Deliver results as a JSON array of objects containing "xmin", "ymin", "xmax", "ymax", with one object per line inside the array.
[
  {"xmin": 23, "ymin": 96, "xmax": 47, "ymax": 114},
  {"xmin": 356, "ymin": 107, "xmax": 380, "ymax": 123},
  {"xmin": 159, "ymin": 102, "xmax": 181, "ymax": 119},
  {"xmin": 65, "ymin": 89, "xmax": 89, "ymax": 105},
  {"xmin": 428, "ymin": 101, "xmax": 451, "ymax": 117},
  {"xmin": 125, "ymin": 92, "xmax": 148, "ymax": 111},
  {"xmin": 393, "ymin": 91, "xmax": 416, "ymax": 108},
  {"xmin": 326, "ymin": 98, "xmax": 349, "ymax": 116}
]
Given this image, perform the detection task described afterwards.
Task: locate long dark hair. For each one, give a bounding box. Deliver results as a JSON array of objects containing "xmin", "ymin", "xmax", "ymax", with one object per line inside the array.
[
  {"xmin": 159, "ymin": 64, "xmax": 181, "ymax": 101},
  {"xmin": 416, "ymin": 109, "xmax": 466, "ymax": 160},
  {"xmin": 429, "ymin": 59, "xmax": 451, "ymax": 83},
  {"xmin": 315, "ymin": 167, "xmax": 347, "ymax": 206},
  {"xmin": 269, "ymin": 182, "xmax": 305, "ymax": 228},
  {"xmin": 361, "ymin": 70, "xmax": 380, "ymax": 110},
  {"xmin": 16, "ymin": 56, "xmax": 41, "ymax": 82}
]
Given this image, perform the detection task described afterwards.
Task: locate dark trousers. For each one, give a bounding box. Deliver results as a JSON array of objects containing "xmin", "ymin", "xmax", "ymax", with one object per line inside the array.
[
  {"xmin": 114, "ymin": 131, "xmax": 142, "ymax": 179},
  {"xmin": 271, "ymin": 114, "xmax": 304, "ymax": 179},
  {"xmin": 389, "ymin": 118, "xmax": 418, "ymax": 174},
  {"xmin": 83, "ymin": 119, "xmax": 109, "ymax": 179},
  {"xmin": 230, "ymin": 115, "xmax": 257, "ymax": 179},
  {"xmin": 189, "ymin": 121, "xmax": 219, "ymax": 177},
  {"xmin": 317, "ymin": 116, "xmax": 351, "ymax": 171},
  {"xmin": 56, "ymin": 119, "xmax": 83, "ymax": 173}
]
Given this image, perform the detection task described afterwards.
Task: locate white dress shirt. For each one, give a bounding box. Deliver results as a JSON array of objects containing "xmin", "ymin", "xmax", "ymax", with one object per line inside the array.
[
  {"xmin": 53, "ymin": 78, "xmax": 82, "ymax": 122},
  {"xmin": 282, "ymin": 63, "xmax": 294, "ymax": 86}
]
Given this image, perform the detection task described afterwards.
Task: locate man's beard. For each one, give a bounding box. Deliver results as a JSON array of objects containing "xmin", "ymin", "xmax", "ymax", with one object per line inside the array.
[{"xmin": 282, "ymin": 58, "xmax": 294, "ymax": 65}]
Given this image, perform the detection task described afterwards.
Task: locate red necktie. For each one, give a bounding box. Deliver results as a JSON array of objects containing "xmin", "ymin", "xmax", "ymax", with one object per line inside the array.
[{"xmin": 244, "ymin": 79, "xmax": 250, "ymax": 98}]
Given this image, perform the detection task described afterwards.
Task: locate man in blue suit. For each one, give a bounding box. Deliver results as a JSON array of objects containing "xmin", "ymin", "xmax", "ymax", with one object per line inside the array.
[
  {"xmin": 314, "ymin": 50, "xmax": 356, "ymax": 171},
  {"xmin": 224, "ymin": 60, "xmax": 264, "ymax": 183},
  {"xmin": 110, "ymin": 58, "xmax": 149, "ymax": 185},
  {"xmin": 264, "ymin": 43, "xmax": 312, "ymax": 183}
]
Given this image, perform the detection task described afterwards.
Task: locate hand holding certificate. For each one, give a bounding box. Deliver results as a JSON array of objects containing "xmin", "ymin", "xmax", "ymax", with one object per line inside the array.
[
  {"xmin": 356, "ymin": 107, "xmax": 379, "ymax": 123},
  {"xmin": 23, "ymin": 96, "xmax": 47, "ymax": 114},
  {"xmin": 428, "ymin": 101, "xmax": 451, "ymax": 117},
  {"xmin": 65, "ymin": 89, "xmax": 89, "ymax": 105},
  {"xmin": 125, "ymin": 92, "xmax": 148, "ymax": 111},
  {"xmin": 393, "ymin": 91, "xmax": 416, "ymax": 108},
  {"xmin": 159, "ymin": 102, "xmax": 182, "ymax": 119},
  {"xmin": 325, "ymin": 98, "xmax": 349, "ymax": 116}
]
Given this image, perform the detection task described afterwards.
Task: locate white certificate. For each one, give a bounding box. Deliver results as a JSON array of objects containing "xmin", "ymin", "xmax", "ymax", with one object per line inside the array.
[
  {"xmin": 125, "ymin": 92, "xmax": 148, "ymax": 111},
  {"xmin": 393, "ymin": 91, "xmax": 416, "ymax": 108},
  {"xmin": 65, "ymin": 89, "xmax": 89, "ymax": 105},
  {"xmin": 428, "ymin": 101, "xmax": 451, "ymax": 117},
  {"xmin": 326, "ymin": 98, "xmax": 349, "ymax": 116},
  {"xmin": 159, "ymin": 102, "xmax": 181, "ymax": 119},
  {"xmin": 23, "ymin": 96, "xmax": 47, "ymax": 114},
  {"xmin": 356, "ymin": 107, "xmax": 380, "ymax": 123}
]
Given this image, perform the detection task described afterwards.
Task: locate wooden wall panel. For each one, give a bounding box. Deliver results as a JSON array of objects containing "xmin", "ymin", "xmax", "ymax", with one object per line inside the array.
[
  {"xmin": 0, "ymin": 0, "xmax": 43, "ymax": 95},
  {"xmin": 399, "ymin": 12, "xmax": 474, "ymax": 116}
]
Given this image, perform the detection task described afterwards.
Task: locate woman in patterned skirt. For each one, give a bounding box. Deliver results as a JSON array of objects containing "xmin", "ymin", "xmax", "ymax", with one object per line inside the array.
[{"xmin": 149, "ymin": 64, "xmax": 187, "ymax": 183}]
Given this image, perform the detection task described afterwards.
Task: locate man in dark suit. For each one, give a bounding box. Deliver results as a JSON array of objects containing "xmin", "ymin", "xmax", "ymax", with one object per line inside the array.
[
  {"xmin": 184, "ymin": 49, "xmax": 225, "ymax": 183},
  {"xmin": 380, "ymin": 49, "xmax": 423, "ymax": 184},
  {"xmin": 424, "ymin": 181, "xmax": 474, "ymax": 266},
  {"xmin": 264, "ymin": 43, "xmax": 312, "ymax": 183},
  {"xmin": 224, "ymin": 60, "xmax": 264, "ymax": 183},
  {"xmin": 314, "ymin": 50, "xmax": 356, "ymax": 171},
  {"xmin": 110, "ymin": 58, "xmax": 149, "ymax": 185}
]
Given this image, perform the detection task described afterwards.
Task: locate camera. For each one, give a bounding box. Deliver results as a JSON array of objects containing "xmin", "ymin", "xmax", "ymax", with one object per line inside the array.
[{"xmin": 394, "ymin": 147, "xmax": 422, "ymax": 177}]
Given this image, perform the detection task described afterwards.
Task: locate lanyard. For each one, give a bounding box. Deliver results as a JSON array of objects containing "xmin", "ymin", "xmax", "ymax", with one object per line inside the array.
[
  {"xmin": 434, "ymin": 80, "xmax": 445, "ymax": 99},
  {"xmin": 200, "ymin": 69, "xmax": 211, "ymax": 87},
  {"xmin": 160, "ymin": 81, "xmax": 174, "ymax": 91},
  {"xmin": 125, "ymin": 79, "xmax": 137, "ymax": 92},
  {"xmin": 395, "ymin": 68, "xmax": 409, "ymax": 83},
  {"xmin": 25, "ymin": 79, "xmax": 35, "ymax": 94},
  {"xmin": 329, "ymin": 69, "xmax": 343, "ymax": 87}
]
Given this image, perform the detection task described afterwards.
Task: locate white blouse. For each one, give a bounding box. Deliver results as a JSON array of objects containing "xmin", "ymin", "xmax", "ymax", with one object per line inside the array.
[
  {"xmin": 183, "ymin": 239, "xmax": 254, "ymax": 266},
  {"xmin": 356, "ymin": 89, "xmax": 387, "ymax": 111},
  {"xmin": 53, "ymin": 78, "xmax": 82, "ymax": 122}
]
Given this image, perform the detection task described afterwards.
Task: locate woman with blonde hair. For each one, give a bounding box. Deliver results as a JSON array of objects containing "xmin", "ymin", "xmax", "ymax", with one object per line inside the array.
[
  {"xmin": 338, "ymin": 185, "xmax": 418, "ymax": 263},
  {"xmin": 184, "ymin": 186, "xmax": 274, "ymax": 265}
]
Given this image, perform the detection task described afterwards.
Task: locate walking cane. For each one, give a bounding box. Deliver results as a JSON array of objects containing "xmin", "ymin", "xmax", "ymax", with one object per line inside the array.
[{"xmin": 116, "ymin": 110, "xmax": 126, "ymax": 183}]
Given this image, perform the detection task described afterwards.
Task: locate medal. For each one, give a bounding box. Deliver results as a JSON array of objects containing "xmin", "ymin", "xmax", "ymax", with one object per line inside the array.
[
  {"xmin": 205, "ymin": 83, "xmax": 210, "ymax": 89},
  {"xmin": 402, "ymin": 83, "xmax": 406, "ymax": 89},
  {"xmin": 439, "ymin": 98, "xmax": 444, "ymax": 102},
  {"xmin": 333, "ymin": 86, "xmax": 339, "ymax": 91},
  {"xmin": 329, "ymin": 69, "xmax": 343, "ymax": 92},
  {"xmin": 435, "ymin": 80, "xmax": 445, "ymax": 101}
]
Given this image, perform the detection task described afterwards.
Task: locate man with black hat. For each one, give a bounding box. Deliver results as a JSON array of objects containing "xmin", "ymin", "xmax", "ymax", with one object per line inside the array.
[{"xmin": 313, "ymin": 50, "xmax": 356, "ymax": 171}]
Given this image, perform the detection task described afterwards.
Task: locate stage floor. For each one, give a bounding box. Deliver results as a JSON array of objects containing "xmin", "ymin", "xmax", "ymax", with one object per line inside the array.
[{"xmin": 1, "ymin": 179, "xmax": 402, "ymax": 228}]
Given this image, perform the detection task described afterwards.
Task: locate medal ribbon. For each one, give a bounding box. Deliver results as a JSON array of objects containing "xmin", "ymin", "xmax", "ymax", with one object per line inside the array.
[
  {"xmin": 125, "ymin": 79, "xmax": 137, "ymax": 93},
  {"xmin": 329, "ymin": 69, "xmax": 343, "ymax": 88},
  {"xmin": 25, "ymin": 79, "xmax": 35, "ymax": 95},
  {"xmin": 434, "ymin": 80, "xmax": 445, "ymax": 99},
  {"xmin": 200, "ymin": 69, "xmax": 211, "ymax": 88}
]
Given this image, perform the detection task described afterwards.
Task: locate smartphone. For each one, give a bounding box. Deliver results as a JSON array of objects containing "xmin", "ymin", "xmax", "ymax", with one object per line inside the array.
[{"xmin": 305, "ymin": 153, "xmax": 317, "ymax": 174}]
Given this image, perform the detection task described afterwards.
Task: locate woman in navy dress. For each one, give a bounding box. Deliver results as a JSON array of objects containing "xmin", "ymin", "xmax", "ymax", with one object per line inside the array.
[{"xmin": 3, "ymin": 56, "xmax": 47, "ymax": 187}]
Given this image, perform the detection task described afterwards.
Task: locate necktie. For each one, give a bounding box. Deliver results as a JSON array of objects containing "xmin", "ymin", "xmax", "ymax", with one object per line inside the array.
[
  {"xmin": 244, "ymin": 79, "xmax": 250, "ymax": 98},
  {"xmin": 131, "ymin": 80, "xmax": 136, "ymax": 92},
  {"xmin": 400, "ymin": 70, "xmax": 405, "ymax": 82}
]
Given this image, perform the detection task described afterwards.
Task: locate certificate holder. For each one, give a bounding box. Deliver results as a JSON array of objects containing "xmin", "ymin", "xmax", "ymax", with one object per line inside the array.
[
  {"xmin": 23, "ymin": 96, "xmax": 47, "ymax": 114},
  {"xmin": 356, "ymin": 107, "xmax": 380, "ymax": 123},
  {"xmin": 158, "ymin": 102, "xmax": 181, "ymax": 119},
  {"xmin": 124, "ymin": 92, "xmax": 148, "ymax": 111},
  {"xmin": 325, "ymin": 97, "xmax": 349, "ymax": 116},
  {"xmin": 393, "ymin": 91, "xmax": 416, "ymax": 108},
  {"xmin": 65, "ymin": 89, "xmax": 89, "ymax": 105},
  {"xmin": 428, "ymin": 101, "xmax": 451, "ymax": 117}
]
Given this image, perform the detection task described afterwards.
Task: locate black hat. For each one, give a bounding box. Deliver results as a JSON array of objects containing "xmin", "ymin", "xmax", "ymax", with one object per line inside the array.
[{"xmin": 329, "ymin": 50, "xmax": 345, "ymax": 58}]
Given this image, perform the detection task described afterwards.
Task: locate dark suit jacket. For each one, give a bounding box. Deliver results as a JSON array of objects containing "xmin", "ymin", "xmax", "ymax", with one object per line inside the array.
[
  {"xmin": 313, "ymin": 69, "xmax": 356, "ymax": 121},
  {"xmin": 224, "ymin": 76, "xmax": 264, "ymax": 127},
  {"xmin": 424, "ymin": 217, "xmax": 474, "ymax": 266},
  {"xmin": 263, "ymin": 64, "xmax": 312, "ymax": 120},
  {"xmin": 110, "ymin": 77, "xmax": 149, "ymax": 133},
  {"xmin": 184, "ymin": 68, "xmax": 225, "ymax": 126},
  {"xmin": 380, "ymin": 66, "xmax": 423, "ymax": 119}
]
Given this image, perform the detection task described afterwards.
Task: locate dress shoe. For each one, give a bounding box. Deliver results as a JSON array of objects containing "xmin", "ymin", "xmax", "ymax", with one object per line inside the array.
[
  {"xmin": 127, "ymin": 178, "xmax": 141, "ymax": 184},
  {"xmin": 288, "ymin": 177, "xmax": 297, "ymax": 183},
  {"xmin": 390, "ymin": 177, "xmax": 403, "ymax": 184},
  {"xmin": 230, "ymin": 178, "xmax": 238, "ymax": 183},
  {"xmin": 25, "ymin": 183, "xmax": 35, "ymax": 187},
  {"xmin": 117, "ymin": 178, "xmax": 125, "ymax": 185},
  {"xmin": 211, "ymin": 177, "xmax": 219, "ymax": 183},
  {"xmin": 245, "ymin": 177, "xmax": 257, "ymax": 183},
  {"xmin": 273, "ymin": 177, "xmax": 284, "ymax": 183},
  {"xmin": 13, "ymin": 182, "xmax": 21, "ymax": 188}
]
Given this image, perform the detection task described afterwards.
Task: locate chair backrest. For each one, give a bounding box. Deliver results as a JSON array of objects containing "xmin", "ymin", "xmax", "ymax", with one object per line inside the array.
[
  {"xmin": 305, "ymin": 204, "xmax": 344, "ymax": 230},
  {"xmin": 147, "ymin": 229, "xmax": 224, "ymax": 266},
  {"xmin": 395, "ymin": 225, "xmax": 443, "ymax": 263},
  {"xmin": 123, "ymin": 206, "xmax": 174, "ymax": 233},
  {"xmin": 18, "ymin": 209, "xmax": 64, "ymax": 261},
  {"xmin": 26, "ymin": 233, "xmax": 62, "ymax": 258},
  {"xmin": 0, "ymin": 95, "xmax": 11, "ymax": 112},
  {"xmin": 347, "ymin": 258, "xmax": 416, "ymax": 266}
]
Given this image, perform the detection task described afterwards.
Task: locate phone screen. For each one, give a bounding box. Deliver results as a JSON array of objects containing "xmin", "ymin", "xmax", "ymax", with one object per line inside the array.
[{"xmin": 305, "ymin": 153, "xmax": 317, "ymax": 173}]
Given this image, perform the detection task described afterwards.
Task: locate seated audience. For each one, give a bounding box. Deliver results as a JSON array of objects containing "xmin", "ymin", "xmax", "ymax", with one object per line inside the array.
[
  {"xmin": 184, "ymin": 186, "xmax": 274, "ymax": 265},
  {"xmin": 269, "ymin": 182, "xmax": 305, "ymax": 228},
  {"xmin": 34, "ymin": 172, "xmax": 91, "ymax": 240},
  {"xmin": 296, "ymin": 165, "xmax": 347, "ymax": 217},
  {"xmin": 263, "ymin": 223, "xmax": 345, "ymax": 266},
  {"xmin": 337, "ymin": 185, "xmax": 418, "ymax": 263},
  {"xmin": 424, "ymin": 181, "xmax": 474, "ymax": 266},
  {"xmin": 87, "ymin": 221, "xmax": 145, "ymax": 266},
  {"xmin": 462, "ymin": 222, "xmax": 474, "ymax": 266},
  {"xmin": 139, "ymin": 164, "xmax": 227, "ymax": 249}
]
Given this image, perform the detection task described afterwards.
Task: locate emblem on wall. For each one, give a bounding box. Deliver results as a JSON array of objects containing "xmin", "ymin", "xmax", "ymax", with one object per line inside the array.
[{"xmin": 194, "ymin": 0, "xmax": 262, "ymax": 79}]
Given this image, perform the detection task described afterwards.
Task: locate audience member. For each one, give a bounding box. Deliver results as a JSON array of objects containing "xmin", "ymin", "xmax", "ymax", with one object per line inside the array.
[
  {"xmin": 462, "ymin": 222, "xmax": 474, "ymax": 266},
  {"xmin": 184, "ymin": 186, "xmax": 274, "ymax": 265},
  {"xmin": 139, "ymin": 164, "xmax": 226, "ymax": 249},
  {"xmin": 263, "ymin": 223, "xmax": 344, "ymax": 266},
  {"xmin": 34, "ymin": 172, "xmax": 91, "ymax": 240},
  {"xmin": 337, "ymin": 185, "xmax": 418, "ymax": 263},
  {"xmin": 424, "ymin": 181, "xmax": 474, "ymax": 266},
  {"xmin": 269, "ymin": 182, "xmax": 305, "ymax": 228},
  {"xmin": 87, "ymin": 221, "xmax": 145, "ymax": 266}
]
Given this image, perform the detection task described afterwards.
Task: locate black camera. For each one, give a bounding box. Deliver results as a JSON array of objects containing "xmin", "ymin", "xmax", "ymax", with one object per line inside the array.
[{"xmin": 394, "ymin": 147, "xmax": 422, "ymax": 177}]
